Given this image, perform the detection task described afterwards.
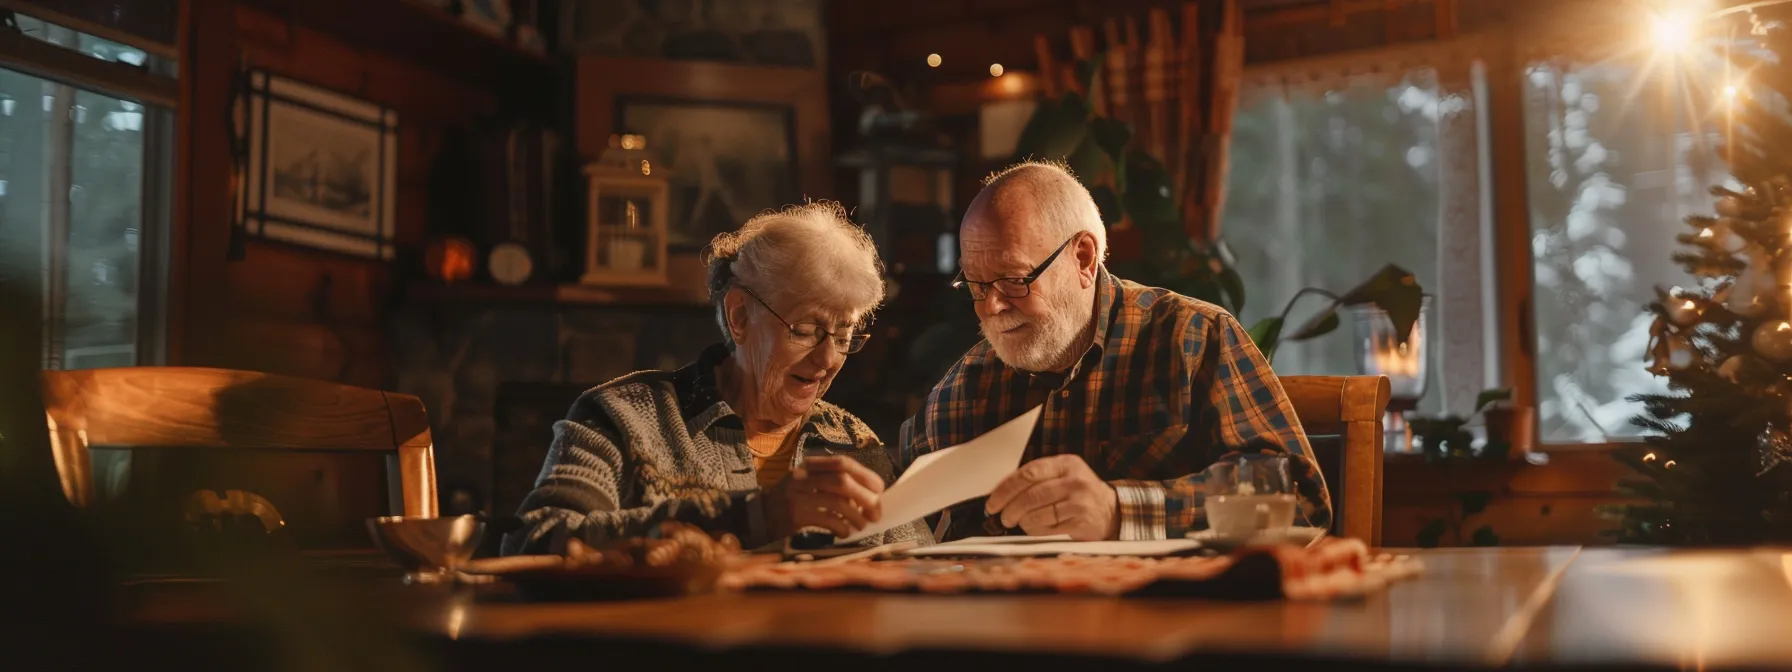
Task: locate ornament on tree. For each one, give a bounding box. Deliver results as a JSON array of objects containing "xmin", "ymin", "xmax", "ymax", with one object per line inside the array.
[
  {"xmin": 1663, "ymin": 293, "xmax": 1707, "ymax": 326},
  {"xmin": 1754, "ymin": 320, "xmax": 1792, "ymax": 362},
  {"xmin": 1757, "ymin": 427, "xmax": 1792, "ymax": 477},
  {"xmin": 1719, "ymin": 355, "xmax": 1748, "ymax": 383},
  {"xmin": 1720, "ymin": 354, "xmax": 1778, "ymax": 386}
]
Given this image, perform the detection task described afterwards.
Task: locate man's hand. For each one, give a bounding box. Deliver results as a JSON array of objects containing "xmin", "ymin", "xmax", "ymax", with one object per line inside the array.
[
  {"xmin": 984, "ymin": 454, "xmax": 1119, "ymax": 541},
  {"xmin": 763, "ymin": 456, "xmax": 885, "ymax": 539}
]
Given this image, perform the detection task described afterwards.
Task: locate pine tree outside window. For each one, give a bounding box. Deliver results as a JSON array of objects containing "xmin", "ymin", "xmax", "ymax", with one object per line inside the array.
[{"xmin": 1522, "ymin": 59, "xmax": 1729, "ymax": 445}]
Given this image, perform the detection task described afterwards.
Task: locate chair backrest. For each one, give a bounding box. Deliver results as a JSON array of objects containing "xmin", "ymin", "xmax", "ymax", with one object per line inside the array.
[
  {"xmin": 1280, "ymin": 375, "xmax": 1388, "ymax": 546},
  {"xmin": 40, "ymin": 367, "xmax": 437, "ymax": 545}
]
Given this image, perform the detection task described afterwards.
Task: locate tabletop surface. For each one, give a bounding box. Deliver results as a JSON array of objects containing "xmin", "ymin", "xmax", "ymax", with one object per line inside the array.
[{"xmin": 120, "ymin": 545, "xmax": 1792, "ymax": 669}]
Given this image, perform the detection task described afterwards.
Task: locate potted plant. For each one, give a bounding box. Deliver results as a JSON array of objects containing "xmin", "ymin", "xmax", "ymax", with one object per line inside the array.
[{"xmin": 1243, "ymin": 265, "xmax": 1425, "ymax": 364}]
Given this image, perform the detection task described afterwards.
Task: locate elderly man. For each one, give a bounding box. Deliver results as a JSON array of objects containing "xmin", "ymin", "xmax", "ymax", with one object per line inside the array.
[{"xmin": 898, "ymin": 161, "xmax": 1331, "ymax": 542}]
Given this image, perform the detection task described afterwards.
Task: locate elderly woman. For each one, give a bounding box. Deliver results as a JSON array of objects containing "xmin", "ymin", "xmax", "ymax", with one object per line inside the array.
[{"xmin": 502, "ymin": 202, "xmax": 931, "ymax": 555}]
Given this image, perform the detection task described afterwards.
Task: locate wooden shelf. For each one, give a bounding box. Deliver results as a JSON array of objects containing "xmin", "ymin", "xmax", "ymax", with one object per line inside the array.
[
  {"xmin": 238, "ymin": 0, "xmax": 558, "ymax": 112},
  {"xmin": 408, "ymin": 282, "xmax": 711, "ymax": 308}
]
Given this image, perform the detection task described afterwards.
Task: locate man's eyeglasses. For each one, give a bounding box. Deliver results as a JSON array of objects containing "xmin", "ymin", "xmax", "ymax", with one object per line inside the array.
[
  {"xmin": 738, "ymin": 285, "xmax": 871, "ymax": 354},
  {"xmin": 951, "ymin": 234, "xmax": 1077, "ymax": 301}
]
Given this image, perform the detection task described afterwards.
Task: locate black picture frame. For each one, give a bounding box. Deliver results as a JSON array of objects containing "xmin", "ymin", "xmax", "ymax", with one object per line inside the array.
[{"xmin": 236, "ymin": 69, "xmax": 398, "ymax": 260}]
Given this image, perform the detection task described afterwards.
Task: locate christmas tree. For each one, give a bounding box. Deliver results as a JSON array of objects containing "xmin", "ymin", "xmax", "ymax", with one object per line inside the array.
[{"xmin": 1614, "ymin": 4, "xmax": 1792, "ymax": 545}]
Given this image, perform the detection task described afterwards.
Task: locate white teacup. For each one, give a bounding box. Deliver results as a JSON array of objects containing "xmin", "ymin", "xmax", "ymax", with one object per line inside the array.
[{"xmin": 1207, "ymin": 493, "xmax": 1297, "ymax": 538}]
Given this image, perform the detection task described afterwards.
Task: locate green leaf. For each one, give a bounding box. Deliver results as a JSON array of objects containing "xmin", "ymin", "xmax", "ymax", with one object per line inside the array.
[
  {"xmin": 1089, "ymin": 185, "xmax": 1124, "ymax": 226},
  {"xmin": 1475, "ymin": 388, "xmax": 1513, "ymax": 413},
  {"xmin": 1456, "ymin": 491, "xmax": 1494, "ymax": 516},
  {"xmin": 1469, "ymin": 525, "xmax": 1501, "ymax": 547},
  {"xmin": 1113, "ymin": 149, "xmax": 1129, "ymax": 195},
  {"xmin": 1121, "ymin": 153, "xmax": 1179, "ymax": 228},
  {"xmin": 1064, "ymin": 134, "xmax": 1112, "ymax": 190},
  {"xmin": 1073, "ymin": 56, "xmax": 1103, "ymax": 93},
  {"xmin": 1009, "ymin": 93, "xmax": 1090, "ymax": 164},
  {"xmin": 1336, "ymin": 264, "xmax": 1425, "ymax": 344},
  {"xmin": 1089, "ymin": 117, "xmax": 1133, "ymax": 161},
  {"xmin": 1415, "ymin": 519, "xmax": 1447, "ymax": 548},
  {"xmin": 1247, "ymin": 317, "xmax": 1284, "ymax": 362},
  {"xmin": 1218, "ymin": 265, "xmax": 1246, "ymax": 315},
  {"xmin": 1285, "ymin": 308, "xmax": 1341, "ymax": 341}
]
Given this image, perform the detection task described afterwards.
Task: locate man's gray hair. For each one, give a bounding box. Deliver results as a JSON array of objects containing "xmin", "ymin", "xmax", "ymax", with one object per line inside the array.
[
  {"xmin": 979, "ymin": 160, "xmax": 1108, "ymax": 261},
  {"xmin": 702, "ymin": 201, "xmax": 885, "ymax": 347}
]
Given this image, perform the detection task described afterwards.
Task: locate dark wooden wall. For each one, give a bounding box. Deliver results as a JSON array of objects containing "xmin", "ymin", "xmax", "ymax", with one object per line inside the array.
[
  {"xmin": 827, "ymin": 0, "xmax": 1510, "ymax": 90},
  {"xmin": 174, "ymin": 1, "xmax": 517, "ymax": 389}
]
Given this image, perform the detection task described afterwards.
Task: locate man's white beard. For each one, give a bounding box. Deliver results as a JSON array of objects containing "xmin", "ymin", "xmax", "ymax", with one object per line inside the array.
[{"xmin": 981, "ymin": 283, "xmax": 1090, "ymax": 372}]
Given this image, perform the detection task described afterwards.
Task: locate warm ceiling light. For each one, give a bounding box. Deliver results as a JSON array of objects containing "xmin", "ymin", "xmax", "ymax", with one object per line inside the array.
[
  {"xmin": 1652, "ymin": 7, "xmax": 1697, "ymax": 53},
  {"xmin": 927, "ymin": 53, "xmax": 942, "ymax": 67},
  {"xmin": 989, "ymin": 63, "xmax": 1004, "ymax": 77}
]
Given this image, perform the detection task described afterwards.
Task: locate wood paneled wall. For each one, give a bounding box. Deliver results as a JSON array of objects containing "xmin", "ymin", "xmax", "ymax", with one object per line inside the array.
[
  {"xmin": 829, "ymin": 0, "xmax": 1488, "ymax": 89},
  {"xmin": 175, "ymin": 2, "xmax": 500, "ymax": 388},
  {"xmin": 1382, "ymin": 452, "xmax": 1640, "ymax": 547}
]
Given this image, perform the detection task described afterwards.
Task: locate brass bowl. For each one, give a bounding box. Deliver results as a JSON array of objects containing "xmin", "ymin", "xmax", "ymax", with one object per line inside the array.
[{"xmin": 365, "ymin": 515, "xmax": 485, "ymax": 579}]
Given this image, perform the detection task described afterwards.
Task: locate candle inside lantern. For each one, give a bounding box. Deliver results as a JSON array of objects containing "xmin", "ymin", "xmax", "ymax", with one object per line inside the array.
[{"xmin": 1369, "ymin": 341, "xmax": 1423, "ymax": 382}]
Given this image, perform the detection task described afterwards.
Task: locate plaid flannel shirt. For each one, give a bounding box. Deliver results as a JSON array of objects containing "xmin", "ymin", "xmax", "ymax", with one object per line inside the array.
[{"xmin": 896, "ymin": 268, "xmax": 1332, "ymax": 541}]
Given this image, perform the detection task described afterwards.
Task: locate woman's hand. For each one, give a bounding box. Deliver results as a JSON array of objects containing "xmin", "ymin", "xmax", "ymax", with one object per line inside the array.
[{"xmin": 764, "ymin": 456, "xmax": 885, "ymax": 539}]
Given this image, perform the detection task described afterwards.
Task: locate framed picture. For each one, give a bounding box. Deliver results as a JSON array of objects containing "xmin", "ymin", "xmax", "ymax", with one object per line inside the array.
[
  {"xmin": 616, "ymin": 97, "xmax": 797, "ymax": 248},
  {"xmin": 237, "ymin": 70, "xmax": 398, "ymax": 260}
]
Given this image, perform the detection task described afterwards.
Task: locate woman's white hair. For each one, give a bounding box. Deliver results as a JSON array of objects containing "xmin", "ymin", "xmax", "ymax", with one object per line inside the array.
[
  {"xmin": 702, "ymin": 201, "xmax": 885, "ymax": 347},
  {"xmin": 980, "ymin": 160, "xmax": 1108, "ymax": 261}
]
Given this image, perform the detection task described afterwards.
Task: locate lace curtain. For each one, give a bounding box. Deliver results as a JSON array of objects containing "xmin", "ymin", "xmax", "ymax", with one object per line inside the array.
[{"xmin": 1223, "ymin": 37, "xmax": 1492, "ymax": 415}]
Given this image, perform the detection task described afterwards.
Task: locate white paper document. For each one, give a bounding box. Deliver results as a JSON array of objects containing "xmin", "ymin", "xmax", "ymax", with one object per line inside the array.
[
  {"xmin": 835, "ymin": 406, "xmax": 1043, "ymax": 544},
  {"xmin": 899, "ymin": 535, "xmax": 1202, "ymax": 558}
]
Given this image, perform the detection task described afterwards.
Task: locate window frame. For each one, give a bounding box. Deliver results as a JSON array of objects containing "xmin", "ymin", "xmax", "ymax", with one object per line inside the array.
[
  {"xmin": 1489, "ymin": 17, "xmax": 1711, "ymax": 451},
  {"xmin": 1, "ymin": 9, "xmax": 179, "ymax": 369},
  {"xmin": 1227, "ymin": 36, "xmax": 1504, "ymax": 432},
  {"xmin": 1229, "ymin": 23, "xmax": 1684, "ymax": 452}
]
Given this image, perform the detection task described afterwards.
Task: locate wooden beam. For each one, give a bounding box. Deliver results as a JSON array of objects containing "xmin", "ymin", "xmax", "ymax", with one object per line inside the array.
[
  {"xmin": 1253, "ymin": 0, "xmax": 1435, "ymax": 29},
  {"xmin": 172, "ymin": 0, "xmax": 238, "ymax": 367},
  {"xmin": 1483, "ymin": 24, "xmax": 1541, "ymax": 423},
  {"xmin": 1437, "ymin": 0, "xmax": 1460, "ymax": 38},
  {"xmin": 0, "ymin": 28, "xmax": 177, "ymax": 107}
]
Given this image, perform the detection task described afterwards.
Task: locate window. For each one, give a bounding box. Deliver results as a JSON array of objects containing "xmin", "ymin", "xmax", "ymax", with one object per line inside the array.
[
  {"xmin": 1222, "ymin": 63, "xmax": 1494, "ymax": 417},
  {"xmin": 0, "ymin": 15, "xmax": 175, "ymax": 370},
  {"xmin": 1522, "ymin": 59, "xmax": 1725, "ymax": 444}
]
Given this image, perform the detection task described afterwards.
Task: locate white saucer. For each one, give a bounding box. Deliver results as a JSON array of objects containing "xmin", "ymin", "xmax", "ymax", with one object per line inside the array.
[{"xmin": 1186, "ymin": 526, "xmax": 1326, "ymax": 550}]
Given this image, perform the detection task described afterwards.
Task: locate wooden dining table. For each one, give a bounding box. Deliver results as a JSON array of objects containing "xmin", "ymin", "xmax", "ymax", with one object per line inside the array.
[{"xmin": 113, "ymin": 545, "xmax": 1792, "ymax": 670}]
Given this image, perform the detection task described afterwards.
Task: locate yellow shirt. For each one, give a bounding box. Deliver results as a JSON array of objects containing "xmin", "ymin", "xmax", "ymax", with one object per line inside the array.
[{"xmin": 749, "ymin": 428, "xmax": 801, "ymax": 491}]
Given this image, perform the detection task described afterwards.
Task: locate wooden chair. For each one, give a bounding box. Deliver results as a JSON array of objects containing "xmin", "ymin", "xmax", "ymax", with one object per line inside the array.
[
  {"xmin": 40, "ymin": 367, "xmax": 438, "ymax": 549},
  {"xmin": 1281, "ymin": 375, "xmax": 1390, "ymax": 546}
]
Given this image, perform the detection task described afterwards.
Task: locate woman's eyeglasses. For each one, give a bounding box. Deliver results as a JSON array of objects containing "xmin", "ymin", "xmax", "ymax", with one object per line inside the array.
[
  {"xmin": 738, "ymin": 285, "xmax": 871, "ymax": 354},
  {"xmin": 951, "ymin": 234, "xmax": 1077, "ymax": 301}
]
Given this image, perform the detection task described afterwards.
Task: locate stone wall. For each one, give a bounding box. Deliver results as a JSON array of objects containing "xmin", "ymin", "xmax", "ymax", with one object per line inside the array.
[{"xmin": 387, "ymin": 301, "xmax": 717, "ymax": 519}]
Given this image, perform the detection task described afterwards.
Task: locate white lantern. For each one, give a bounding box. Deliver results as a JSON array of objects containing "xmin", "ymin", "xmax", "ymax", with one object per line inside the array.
[{"xmin": 580, "ymin": 134, "xmax": 670, "ymax": 287}]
